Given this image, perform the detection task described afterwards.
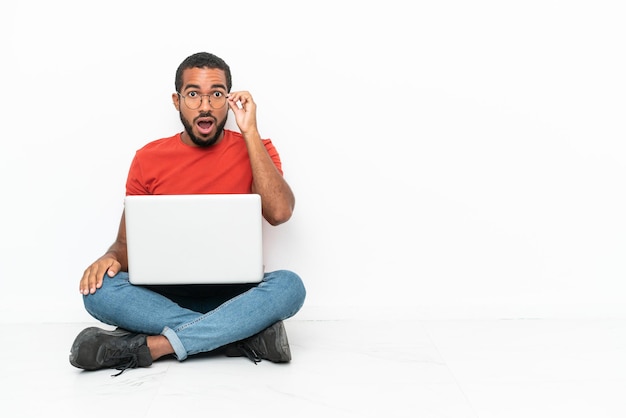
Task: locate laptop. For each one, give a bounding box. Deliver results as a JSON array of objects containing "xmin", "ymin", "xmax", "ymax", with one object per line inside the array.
[{"xmin": 124, "ymin": 194, "xmax": 264, "ymax": 285}]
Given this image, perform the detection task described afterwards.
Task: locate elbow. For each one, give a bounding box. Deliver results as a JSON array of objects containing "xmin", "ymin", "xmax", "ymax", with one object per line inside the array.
[{"xmin": 264, "ymin": 206, "xmax": 293, "ymax": 226}]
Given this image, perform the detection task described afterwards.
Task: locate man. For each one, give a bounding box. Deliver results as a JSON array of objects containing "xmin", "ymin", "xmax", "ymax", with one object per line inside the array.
[{"xmin": 69, "ymin": 52, "xmax": 306, "ymax": 375}]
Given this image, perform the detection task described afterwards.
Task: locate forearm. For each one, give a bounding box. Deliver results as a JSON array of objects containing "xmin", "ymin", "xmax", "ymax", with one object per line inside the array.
[
  {"xmin": 104, "ymin": 240, "xmax": 129, "ymax": 272},
  {"xmin": 244, "ymin": 131, "xmax": 295, "ymax": 225}
]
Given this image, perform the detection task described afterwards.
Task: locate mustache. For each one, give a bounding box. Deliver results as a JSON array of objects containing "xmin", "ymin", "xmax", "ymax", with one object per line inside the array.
[{"xmin": 196, "ymin": 111, "xmax": 215, "ymax": 120}]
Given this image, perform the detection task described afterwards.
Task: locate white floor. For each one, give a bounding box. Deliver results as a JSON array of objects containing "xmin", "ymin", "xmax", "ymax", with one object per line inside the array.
[{"xmin": 2, "ymin": 319, "xmax": 625, "ymax": 417}]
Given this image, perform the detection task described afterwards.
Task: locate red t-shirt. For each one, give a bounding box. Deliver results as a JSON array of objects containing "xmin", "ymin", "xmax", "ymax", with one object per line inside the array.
[{"xmin": 125, "ymin": 130, "xmax": 283, "ymax": 195}]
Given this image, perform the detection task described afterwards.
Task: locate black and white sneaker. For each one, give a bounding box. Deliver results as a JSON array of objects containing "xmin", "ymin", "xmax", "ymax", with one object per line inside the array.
[
  {"xmin": 69, "ymin": 327, "xmax": 152, "ymax": 376},
  {"xmin": 225, "ymin": 321, "xmax": 292, "ymax": 364}
]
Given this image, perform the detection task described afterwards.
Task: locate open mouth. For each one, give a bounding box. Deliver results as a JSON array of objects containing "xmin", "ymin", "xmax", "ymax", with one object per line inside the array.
[{"xmin": 196, "ymin": 117, "xmax": 215, "ymax": 135}]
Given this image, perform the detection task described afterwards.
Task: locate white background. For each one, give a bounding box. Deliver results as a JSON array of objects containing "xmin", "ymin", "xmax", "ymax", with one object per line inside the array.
[{"xmin": 1, "ymin": 0, "xmax": 624, "ymax": 322}]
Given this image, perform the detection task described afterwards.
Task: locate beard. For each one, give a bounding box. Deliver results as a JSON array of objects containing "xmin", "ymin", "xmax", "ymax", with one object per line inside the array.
[{"xmin": 179, "ymin": 111, "xmax": 228, "ymax": 147}]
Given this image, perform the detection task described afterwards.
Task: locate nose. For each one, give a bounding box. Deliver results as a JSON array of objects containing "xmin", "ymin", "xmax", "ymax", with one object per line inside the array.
[{"xmin": 199, "ymin": 95, "xmax": 212, "ymax": 112}]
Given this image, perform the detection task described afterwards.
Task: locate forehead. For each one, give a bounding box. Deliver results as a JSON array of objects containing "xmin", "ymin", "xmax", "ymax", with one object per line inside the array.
[{"xmin": 180, "ymin": 67, "xmax": 228, "ymax": 90}]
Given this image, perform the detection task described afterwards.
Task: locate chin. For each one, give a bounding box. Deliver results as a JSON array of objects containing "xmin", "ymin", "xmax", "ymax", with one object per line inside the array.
[{"xmin": 193, "ymin": 136, "xmax": 219, "ymax": 147}]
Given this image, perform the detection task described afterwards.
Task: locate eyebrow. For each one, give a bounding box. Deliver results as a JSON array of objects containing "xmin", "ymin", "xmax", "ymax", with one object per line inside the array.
[{"xmin": 182, "ymin": 83, "xmax": 227, "ymax": 92}]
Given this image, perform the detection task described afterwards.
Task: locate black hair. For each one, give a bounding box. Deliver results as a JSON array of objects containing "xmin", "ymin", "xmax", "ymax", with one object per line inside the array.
[{"xmin": 175, "ymin": 52, "xmax": 232, "ymax": 93}]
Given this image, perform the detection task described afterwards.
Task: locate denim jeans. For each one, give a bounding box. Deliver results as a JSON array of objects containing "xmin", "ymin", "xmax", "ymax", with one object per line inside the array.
[{"xmin": 82, "ymin": 270, "xmax": 306, "ymax": 360}]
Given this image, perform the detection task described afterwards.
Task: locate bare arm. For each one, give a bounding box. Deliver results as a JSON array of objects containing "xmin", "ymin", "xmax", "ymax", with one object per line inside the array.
[
  {"xmin": 79, "ymin": 211, "xmax": 128, "ymax": 295},
  {"xmin": 228, "ymin": 91, "xmax": 295, "ymax": 225}
]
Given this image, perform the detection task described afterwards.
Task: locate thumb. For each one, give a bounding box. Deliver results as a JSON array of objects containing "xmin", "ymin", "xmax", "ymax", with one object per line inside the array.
[{"xmin": 106, "ymin": 260, "xmax": 122, "ymax": 277}]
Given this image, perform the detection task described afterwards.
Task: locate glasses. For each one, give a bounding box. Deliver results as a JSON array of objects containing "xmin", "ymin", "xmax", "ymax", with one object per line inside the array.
[{"xmin": 177, "ymin": 90, "xmax": 227, "ymax": 110}]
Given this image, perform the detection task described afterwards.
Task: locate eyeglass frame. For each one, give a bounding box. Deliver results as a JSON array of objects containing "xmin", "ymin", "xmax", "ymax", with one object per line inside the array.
[{"xmin": 176, "ymin": 90, "xmax": 228, "ymax": 110}]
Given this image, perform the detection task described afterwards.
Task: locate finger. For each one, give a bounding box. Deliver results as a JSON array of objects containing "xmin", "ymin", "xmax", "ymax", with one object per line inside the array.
[
  {"xmin": 228, "ymin": 94, "xmax": 245, "ymax": 110},
  {"xmin": 239, "ymin": 94, "xmax": 254, "ymax": 107},
  {"xmin": 228, "ymin": 91, "xmax": 253, "ymax": 107},
  {"xmin": 79, "ymin": 271, "xmax": 89, "ymax": 295},
  {"xmin": 79, "ymin": 267, "xmax": 97, "ymax": 295},
  {"xmin": 87, "ymin": 267, "xmax": 102, "ymax": 295},
  {"xmin": 79, "ymin": 262, "xmax": 110, "ymax": 295},
  {"xmin": 227, "ymin": 97, "xmax": 241, "ymax": 111},
  {"xmin": 105, "ymin": 261, "xmax": 121, "ymax": 279},
  {"xmin": 228, "ymin": 91, "xmax": 249, "ymax": 99}
]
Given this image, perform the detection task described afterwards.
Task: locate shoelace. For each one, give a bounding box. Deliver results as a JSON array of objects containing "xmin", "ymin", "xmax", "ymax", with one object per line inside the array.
[
  {"xmin": 235, "ymin": 343, "xmax": 262, "ymax": 365},
  {"xmin": 101, "ymin": 348, "xmax": 140, "ymax": 377}
]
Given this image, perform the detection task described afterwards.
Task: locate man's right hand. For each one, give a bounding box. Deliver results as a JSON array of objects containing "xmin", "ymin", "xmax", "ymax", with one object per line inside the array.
[{"xmin": 79, "ymin": 255, "xmax": 121, "ymax": 295}]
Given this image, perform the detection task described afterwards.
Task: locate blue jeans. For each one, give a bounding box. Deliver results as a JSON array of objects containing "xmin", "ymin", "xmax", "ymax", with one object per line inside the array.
[{"xmin": 82, "ymin": 270, "xmax": 306, "ymax": 360}]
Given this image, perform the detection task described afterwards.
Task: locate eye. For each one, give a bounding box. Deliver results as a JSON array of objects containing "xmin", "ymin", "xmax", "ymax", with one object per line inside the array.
[
  {"xmin": 187, "ymin": 91, "xmax": 199, "ymax": 98},
  {"xmin": 212, "ymin": 91, "xmax": 224, "ymax": 98}
]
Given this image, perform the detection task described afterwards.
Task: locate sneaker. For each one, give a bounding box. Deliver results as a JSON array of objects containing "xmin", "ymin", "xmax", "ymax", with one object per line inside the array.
[
  {"xmin": 69, "ymin": 327, "xmax": 152, "ymax": 376},
  {"xmin": 224, "ymin": 321, "xmax": 292, "ymax": 364}
]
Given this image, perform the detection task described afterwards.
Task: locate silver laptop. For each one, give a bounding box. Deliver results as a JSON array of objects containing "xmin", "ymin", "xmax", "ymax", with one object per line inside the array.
[{"xmin": 124, "ymin": 194, "xmax": 264, "ymax": 285}]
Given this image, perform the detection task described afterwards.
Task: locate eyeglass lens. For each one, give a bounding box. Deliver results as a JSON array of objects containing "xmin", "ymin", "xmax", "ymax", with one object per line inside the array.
[{"xmin": 183, "ymin": 92, "xmax": 227, "ymax": 109}]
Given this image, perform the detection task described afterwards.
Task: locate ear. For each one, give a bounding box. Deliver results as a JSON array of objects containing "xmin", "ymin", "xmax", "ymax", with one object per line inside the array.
[{"xmin": 172, "ymin": 92, "xmax": 181, "ymax": 111}]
